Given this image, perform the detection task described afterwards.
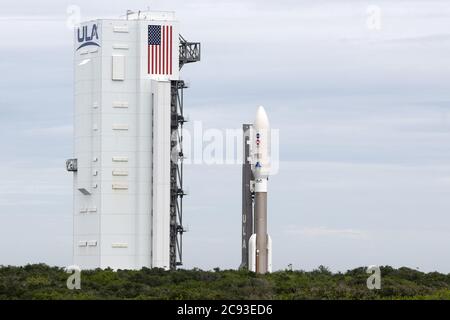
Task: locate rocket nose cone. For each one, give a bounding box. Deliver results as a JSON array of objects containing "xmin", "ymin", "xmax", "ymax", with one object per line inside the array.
[{"xmin": 255, "ymin": 106, "xmax": 270, "ymax": 129}]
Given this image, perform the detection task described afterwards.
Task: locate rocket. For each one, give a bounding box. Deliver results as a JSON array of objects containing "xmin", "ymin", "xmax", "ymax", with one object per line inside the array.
[{"xmin": 241, "ymin": 106, "xmax": 272, "ymax": 274}]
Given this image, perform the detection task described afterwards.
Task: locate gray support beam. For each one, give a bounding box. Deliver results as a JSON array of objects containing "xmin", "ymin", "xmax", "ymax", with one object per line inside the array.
[
  {"xmin": 179, "ymin": 35, "xmax": 201, "ymax": 69},
  {"xmin": 169, "ymin": 80, "xmax": 187, "ymax": 270},
  {"xmin": 240, "ymin": 124, "xmax": 254, "ymax": 270},
  {"xmin": 167, "ymin": 34, "xmax": 200, "ymax": 270}
]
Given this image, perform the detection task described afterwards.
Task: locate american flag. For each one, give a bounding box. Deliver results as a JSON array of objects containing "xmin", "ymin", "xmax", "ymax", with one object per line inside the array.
[{"xmin": 148, "ymin": 25, "xmax": 173, "ymax": 75}]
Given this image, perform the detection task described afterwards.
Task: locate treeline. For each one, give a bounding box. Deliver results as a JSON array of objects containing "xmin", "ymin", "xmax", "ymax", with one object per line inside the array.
[{"xmin": 0, "ymin": 264, "xmax": 449, "ymax": 300}]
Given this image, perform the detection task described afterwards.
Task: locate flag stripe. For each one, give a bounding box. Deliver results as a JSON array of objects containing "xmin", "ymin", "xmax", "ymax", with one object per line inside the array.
[
  {"xmin": 148, "ymin": 45, "xmax": 150, "ymax": 74},
  {"xmin": 169, "ymin": 26, "xmax": 172, "ymax": 74},
  {"xmin": 158, "ymin": 32, "xmax": 162, "ymax": 74},
  {"xmin": 164, "ymin": 26, "xmax": 166, "ymax": 74},
  {"xmin": 161, "ymin": 26, "xmax": 165, "ymax": 74},
  {"xmin": 166, "ymin": 26, "xmax": 169, "ymax": 74},
  {"xmin": 151, "ymin": 45, "xmax": 154, "ymax": 74},
  {"xmin": 164, "ymin": 26, "xmax": 167, "ymax": 74}
]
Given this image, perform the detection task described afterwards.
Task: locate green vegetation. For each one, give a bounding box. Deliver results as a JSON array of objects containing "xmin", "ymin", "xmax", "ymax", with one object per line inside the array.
[{"xmin": 0, "ymin": 264, "xmax": 449, "ymax": 300}]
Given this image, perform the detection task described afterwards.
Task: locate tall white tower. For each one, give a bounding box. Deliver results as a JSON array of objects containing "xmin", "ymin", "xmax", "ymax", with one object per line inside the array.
[{"xmin": 66, "ymin": 11, "xmax": 200, "ymax": 270}]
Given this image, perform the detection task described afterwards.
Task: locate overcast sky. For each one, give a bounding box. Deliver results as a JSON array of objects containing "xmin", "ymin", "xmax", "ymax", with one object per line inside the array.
[{"xmin": 1, "ymin": 0, "xmax": 450, "ymax": 272}]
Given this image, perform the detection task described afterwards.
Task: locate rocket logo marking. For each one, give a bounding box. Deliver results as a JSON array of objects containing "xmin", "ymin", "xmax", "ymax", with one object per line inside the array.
[
  {"xmin": 256, "ymin": 133, "xmax": 261, "ymax": 146},
  {"xmin": 76, "ymin": 24, "xmax": 100, "ymax": 51}
]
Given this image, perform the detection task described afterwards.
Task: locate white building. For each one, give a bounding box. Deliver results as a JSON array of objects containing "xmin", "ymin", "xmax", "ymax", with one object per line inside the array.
[{"xmin": 67, "ymin": 11, "xmax": 200, "ymax": 270}]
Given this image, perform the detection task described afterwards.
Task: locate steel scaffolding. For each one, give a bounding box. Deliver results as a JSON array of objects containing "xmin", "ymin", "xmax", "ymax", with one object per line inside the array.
[{"xmin": 169, "ymin": 35, "xmax": 200, "ymax": 270}]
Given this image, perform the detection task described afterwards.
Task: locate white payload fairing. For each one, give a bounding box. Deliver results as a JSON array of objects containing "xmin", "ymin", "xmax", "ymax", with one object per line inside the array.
[{"xmin": 242, "ymin": 106, "xmax": 272, "ymax": 274}]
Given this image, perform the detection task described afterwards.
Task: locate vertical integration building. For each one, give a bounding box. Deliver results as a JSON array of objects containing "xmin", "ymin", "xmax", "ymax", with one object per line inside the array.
[{"xmin": 66, "ymin": 11, "xmax": 200, "ymax": 270}]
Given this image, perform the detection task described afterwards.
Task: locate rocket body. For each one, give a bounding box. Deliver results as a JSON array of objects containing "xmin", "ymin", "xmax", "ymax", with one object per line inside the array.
[
  {"xmin": 247, "ymin": 106, "xmax": 272, "ymax": 274},
  {"xmin": 254, "ymin": 192, "xmax": 268, "ymax": 273}
]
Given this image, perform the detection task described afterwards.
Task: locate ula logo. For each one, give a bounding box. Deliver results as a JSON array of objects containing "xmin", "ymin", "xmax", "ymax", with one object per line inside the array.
[{"xmin": 76, "ymin": 24, "xmax": 100, "ymax": 51}]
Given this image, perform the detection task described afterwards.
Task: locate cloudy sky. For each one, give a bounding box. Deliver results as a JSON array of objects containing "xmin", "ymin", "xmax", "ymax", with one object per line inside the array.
[{"xmin": 0, "ymin": 0, "xmax": 450, "ymax": 272}]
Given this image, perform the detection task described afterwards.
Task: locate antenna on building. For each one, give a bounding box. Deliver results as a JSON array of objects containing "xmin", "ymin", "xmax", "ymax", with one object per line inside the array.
[{"xmin": 126, "ymin": 10, "xmax": 134, "ymax": 20}]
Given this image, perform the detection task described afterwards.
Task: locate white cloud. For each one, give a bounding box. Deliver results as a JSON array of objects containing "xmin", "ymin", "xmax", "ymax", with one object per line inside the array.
[
  {"xmin": 23, "ymin": 125, "xmax": 73, "ymax": 137},
  {"xmin": 0, "ymin": 162, "xmax": 71, "ymax": 197},
  {"xmin": 285, "ymin": 226, "xmax": 366, "ymax": 239}
]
